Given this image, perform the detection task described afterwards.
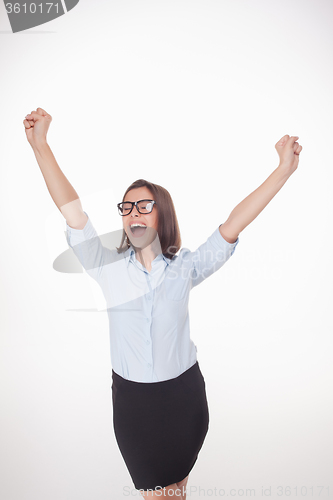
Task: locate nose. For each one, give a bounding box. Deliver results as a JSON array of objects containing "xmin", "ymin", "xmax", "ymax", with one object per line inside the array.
[{"xmin": 130, "ymin": 204, "xmax": 140, "ymax": 216}]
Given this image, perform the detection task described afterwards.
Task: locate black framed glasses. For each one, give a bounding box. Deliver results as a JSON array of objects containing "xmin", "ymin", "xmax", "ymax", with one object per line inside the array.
[{"xmin": 117, "ymin": 199, "xmax": 157, "ymax": 216}]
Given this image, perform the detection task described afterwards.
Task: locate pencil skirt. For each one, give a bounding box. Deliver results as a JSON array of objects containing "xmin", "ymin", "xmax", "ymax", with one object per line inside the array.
[{"xmin": 111, "ymin": 361, "xmax": 209, "ymax": 491}]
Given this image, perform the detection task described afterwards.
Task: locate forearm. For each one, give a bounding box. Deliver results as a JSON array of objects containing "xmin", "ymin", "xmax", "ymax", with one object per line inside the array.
[
  {"xmin": 227, "ymin": 164, "xmax": 291, "ymax": 235},
  {"xmin": 32, "ymin": 142, "xmax": 88, "ymax": 228},
  {"xmin": 32, "ymin": 141, "xmax": 80, "ymax": 210}
]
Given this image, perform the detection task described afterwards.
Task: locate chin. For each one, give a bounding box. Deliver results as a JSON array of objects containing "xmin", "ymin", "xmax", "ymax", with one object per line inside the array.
[{"xmin": 127, "ymin": 227, "xmax": 159, "ymax": 250}]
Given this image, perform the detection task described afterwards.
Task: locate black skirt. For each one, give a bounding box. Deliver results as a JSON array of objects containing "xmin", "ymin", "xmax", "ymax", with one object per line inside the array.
[{"xmin": 111, "ymin": 361, "xmax": 209, "ymax": 491}]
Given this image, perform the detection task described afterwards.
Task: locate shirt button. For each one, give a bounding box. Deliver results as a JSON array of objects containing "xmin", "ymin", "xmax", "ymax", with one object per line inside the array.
[
  {"xmin": 147, "ymin": 295, "xmax": 151, "ymax": 300},
  {"xmin": 147, "ymin": 363, "xmax": 152, "ymax": 367},
  {"xmin": 146, "ymin": 318, "xmax": 150, "ymax": 323},
  {"xmin": 146, "ymin": 339, "xmax": 150, "ymax": 344}
]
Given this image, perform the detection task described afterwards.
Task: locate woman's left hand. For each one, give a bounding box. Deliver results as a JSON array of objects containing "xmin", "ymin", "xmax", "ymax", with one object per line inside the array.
[{"xmin": 275, "ymin": 135, "xmax": 303, "ymax": 174}]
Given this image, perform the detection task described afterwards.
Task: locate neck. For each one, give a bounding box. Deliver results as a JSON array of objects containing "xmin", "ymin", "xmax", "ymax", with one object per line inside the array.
[{"xmin": 132, "ymin": 233, "xmax": 162, "ymax": 271}]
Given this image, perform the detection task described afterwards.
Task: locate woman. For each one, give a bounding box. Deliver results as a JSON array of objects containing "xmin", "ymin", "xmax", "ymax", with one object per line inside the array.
[{"xmin": 23, "ymin": 107, "xmax": 302, "ymax": 499}]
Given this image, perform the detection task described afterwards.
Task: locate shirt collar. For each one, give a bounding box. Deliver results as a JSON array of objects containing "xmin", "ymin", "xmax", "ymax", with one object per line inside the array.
[{"xmin": 124, "ymin": 246, "xmax": 172, "ymax": 268}]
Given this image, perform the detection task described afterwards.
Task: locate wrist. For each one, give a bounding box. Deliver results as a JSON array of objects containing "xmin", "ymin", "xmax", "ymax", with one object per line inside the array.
[
  {"xmin": 277, "ymin": 162, "xmax": 294, "ymax": 179},
  {"xmin": 32, "ymin": 140, "xmax": 49, "ymax": 155}
]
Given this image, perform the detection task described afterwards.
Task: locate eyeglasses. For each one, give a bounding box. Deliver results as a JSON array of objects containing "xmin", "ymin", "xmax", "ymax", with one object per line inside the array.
[{"xmin": 117, "ymin": 199, "xmax": 157, "ymax": 216}]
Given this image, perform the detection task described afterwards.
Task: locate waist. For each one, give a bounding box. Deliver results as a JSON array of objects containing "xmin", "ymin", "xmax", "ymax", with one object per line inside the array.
[{"xmin": 112, "ymin": 360, "xmax": 200, "ymax": 387}]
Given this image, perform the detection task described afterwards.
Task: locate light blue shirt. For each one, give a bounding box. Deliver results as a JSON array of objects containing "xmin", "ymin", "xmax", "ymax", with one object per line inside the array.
[{"xmin": 65, "ymin": 211, "xmax": 239, "ymax": 383}]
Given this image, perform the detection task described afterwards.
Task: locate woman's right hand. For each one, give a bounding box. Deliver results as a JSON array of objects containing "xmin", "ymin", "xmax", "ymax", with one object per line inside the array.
[{"xmin": 23, "ymin": 107, "xmax": 52, "ymax": 148}]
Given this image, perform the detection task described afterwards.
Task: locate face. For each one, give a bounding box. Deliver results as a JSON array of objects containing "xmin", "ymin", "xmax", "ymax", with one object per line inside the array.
[{"xmin": 122, "ymin": 186, "xmax": 158, "ymax": 249}]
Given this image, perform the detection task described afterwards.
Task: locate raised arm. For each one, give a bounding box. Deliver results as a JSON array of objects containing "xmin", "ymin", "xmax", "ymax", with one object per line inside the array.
[
  {"xmin": 219, "ymin": 135, "xmax": 303, "ymax": 243},
  {"xmin": 23, "ymin": 107, "xmax": 88, "ymax": 229}
]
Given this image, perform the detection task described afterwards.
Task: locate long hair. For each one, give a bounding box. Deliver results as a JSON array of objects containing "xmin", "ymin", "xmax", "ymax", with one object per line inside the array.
[{"xmin": 116, "ymin": 179, "xmax": 181, "ymax": 260}]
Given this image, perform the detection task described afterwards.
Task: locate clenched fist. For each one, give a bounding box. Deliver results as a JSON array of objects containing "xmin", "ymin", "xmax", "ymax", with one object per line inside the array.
[
  {"xmin": 275, "ymin": 135, "xmax": 303, "ymax": 174},
  {"xmin": 23, "ymin": 107, "xmax": 52, "ymax": 148}
]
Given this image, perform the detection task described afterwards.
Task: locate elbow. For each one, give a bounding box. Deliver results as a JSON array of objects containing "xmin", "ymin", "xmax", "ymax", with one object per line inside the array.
[{"xmin": 219, "ymin": 220, "xmax": 239, "ymax": 244}]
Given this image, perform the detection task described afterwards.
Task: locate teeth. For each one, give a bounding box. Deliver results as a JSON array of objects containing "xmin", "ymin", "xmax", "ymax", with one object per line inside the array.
[{"xmin": 130, "ymin": 223, "xmax": 146, "ymax": 228}]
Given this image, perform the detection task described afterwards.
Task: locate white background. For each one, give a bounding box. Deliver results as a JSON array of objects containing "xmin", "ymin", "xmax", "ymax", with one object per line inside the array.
[{"xmin": 0, "ymin": 0, "xmax": 332, "ymax": 498}]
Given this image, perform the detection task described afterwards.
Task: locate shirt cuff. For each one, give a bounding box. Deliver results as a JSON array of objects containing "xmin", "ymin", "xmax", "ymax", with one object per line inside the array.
[
  {"xmin": 213, "ymin": 224, "xmax": 240, "ymax": 256},
  {"xmin": 65, "ymin": 211, "xmax": 97, "ymax": 248}
]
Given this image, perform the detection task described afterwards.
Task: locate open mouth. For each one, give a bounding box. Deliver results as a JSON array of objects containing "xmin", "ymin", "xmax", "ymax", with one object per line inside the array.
[{"xmin": 129, "ymin": 224, "xmax": 147, "ymax": 238}]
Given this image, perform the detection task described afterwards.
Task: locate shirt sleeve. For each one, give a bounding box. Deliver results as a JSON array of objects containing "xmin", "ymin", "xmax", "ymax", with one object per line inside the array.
[
  {"xmin": 65, "ymin": 211, "xmax": 115, "ymax": 284},
  {"xmin": 187, "ymin": 223, "xmax": 239, "ymax": 289}
]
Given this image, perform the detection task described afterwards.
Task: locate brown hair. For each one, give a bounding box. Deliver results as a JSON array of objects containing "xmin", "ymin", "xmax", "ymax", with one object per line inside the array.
[{"xmin": 116, "ymin": 179, "xmax": 181, "ymax": 260}]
